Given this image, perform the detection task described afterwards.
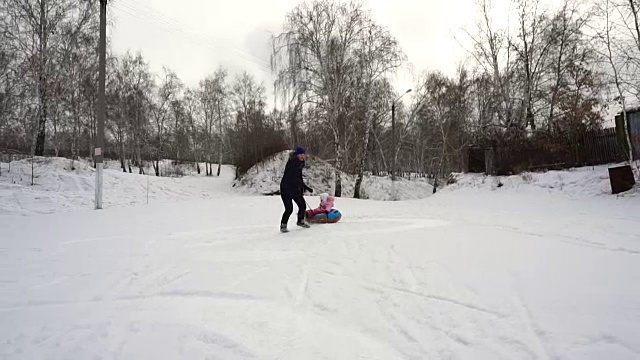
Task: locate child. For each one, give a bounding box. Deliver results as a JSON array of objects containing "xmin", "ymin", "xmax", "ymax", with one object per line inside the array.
[{"xmin": 305, "ymin": 193, "xmax": 334, "ymax": 218}]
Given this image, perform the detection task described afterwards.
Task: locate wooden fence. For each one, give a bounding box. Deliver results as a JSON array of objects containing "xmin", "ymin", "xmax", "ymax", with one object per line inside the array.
[{"xmin": 467, "ymin": 128, "xmax": 626, "ymax": 175}]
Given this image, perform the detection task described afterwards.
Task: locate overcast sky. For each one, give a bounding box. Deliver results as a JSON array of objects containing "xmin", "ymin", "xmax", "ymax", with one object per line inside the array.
[{"xmin": 109, "ymin": 0, "xmax": 510, "ymax": 106}]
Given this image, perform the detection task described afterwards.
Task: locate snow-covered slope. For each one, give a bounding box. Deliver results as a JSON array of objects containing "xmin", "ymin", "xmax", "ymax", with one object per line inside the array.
[
  {"xmin": 0, "ymin": 157, "xmax": 236, "ymax": 216},
  {"xmin": 444, "ymin": 163, "xmax": 639, "ymax": 198},
  {"xmin": 234, "ymin": 151, "xmax": 434, "ymax": 201}
]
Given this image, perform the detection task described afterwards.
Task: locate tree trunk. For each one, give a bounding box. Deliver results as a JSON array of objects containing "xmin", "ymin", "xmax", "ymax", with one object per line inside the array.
[
  {"xmin": 521, "ymin": 14, "xmax": 535, "ymax": 131},
  {"xmin": 52, "ymin": 114, "xmax": 58, "ymax": 157},
  {"xmin": 35, "ymin": 80, "xmax": 48, "ymax": 156},
  {"xmin": 120, "ymin": 136, "xmax": 126, "ymax": 172},
  {"xmin": 137, "ymin": 144, "xmax": 143, "ymax": 174},
  {"xmin": 353, "ymin": 161, "xmax": 365, "ymax": 199},
  {"xmin": 89, "ymin": 98, "xmax": 96, "ymax": 167},
  {"xmin": 289, "ymin": 93, "xmax": 302, "ymax": 145},
  {"xmin": 35, "ymin": 0, "xmax": 48, "ymax": 156},
  {"xmin": 191, "ymin": 124, "xmax": 200, "ymax": 174},
  {"xmin": 354, "ymin": 87, "xmax": 373, "ymax": 199},
  {"xmin": 334, "ymin": 135, "xmax": 342, "ymax": 197},
  {"xmin": 628, "ymin": 0, "xmax": 640, "ymax": 54},
  {"xmin": 548, "ymin": 49, "xmax": 564, "ymax": 130},
  {"xmin": 217, "ymin": 111, "xmax": 223, "ymax": 177},
  {"xmin": 71, "ymin": 91, "xmax": 80, "ymax": 161}
]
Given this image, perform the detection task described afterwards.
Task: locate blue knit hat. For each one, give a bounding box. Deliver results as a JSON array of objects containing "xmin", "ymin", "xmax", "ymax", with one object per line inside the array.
[{"xmin": 294, "ymin": 146, "xmax": 306, "ymax": 155}]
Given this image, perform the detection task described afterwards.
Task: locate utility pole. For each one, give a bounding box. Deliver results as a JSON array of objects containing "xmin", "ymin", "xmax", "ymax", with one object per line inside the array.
[{"xmin": 95, "ymin": 0, "xmax": 107, "ymax": 209}]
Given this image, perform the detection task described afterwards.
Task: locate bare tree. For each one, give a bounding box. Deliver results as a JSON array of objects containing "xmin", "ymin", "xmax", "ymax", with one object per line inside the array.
[
  {"xmin": 120, "ymin": 51, "xmax": 153, "ymax": 173},
  {"xmin": 106, "ymin": 56, "xmax": 128, "ymax": 171},
  {"xmin": 591, "ymin": 0, "xmax": 636, "ymax": 161},
  {"xmin": 465, "ymin": 0, "xmax": 516, "ymax": 132},
  {"xmin": 4, "ymin": 0, "xmax": 98, "ymax": 156},
  {"xmin": 183, "ymin": 88, "xmax": 202, "ymax": 173},
  {"xmin": 230, "ymin": 71, "xmax": 270, "ymax": 176},
  {"xmin": 511, "ymin": 0, "xmax": 554, "ymax": 130},
  {"xmin": 214, "ymin": 69, "xmax": 229, "ymax": 177},
  {"xmin": 198, "ymin": 67, "xmax": 229, "ymax": 176},
  {"xmin": 352, "ymin": 22, "xmax": 405, "ymax": 198},
  {"xmin": 272, "ymin": 0, "xmax": 372, "ymax": 197},
  {"xmin": 151, "ymin": 67, "xmax": 181, "ymax": 176}
]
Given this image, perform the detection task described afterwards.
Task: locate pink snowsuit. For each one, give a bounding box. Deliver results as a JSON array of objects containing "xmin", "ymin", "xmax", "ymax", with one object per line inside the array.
[{"xmin": 306, "ymin": 194, "xmax": 334, "ymax": 217}]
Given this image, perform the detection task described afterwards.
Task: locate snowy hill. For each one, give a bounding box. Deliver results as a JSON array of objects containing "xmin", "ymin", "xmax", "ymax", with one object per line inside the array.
[
  {"xmin": 444, "ymin": 163, "xmax": 639, "ymax": 198},
  {"xmin": 234, "ymin": 151, "xmax": 434, "ymax": 201},
  {"xmin": 0, "ymin": 157, "xmax": 237, "ymax": 216}
]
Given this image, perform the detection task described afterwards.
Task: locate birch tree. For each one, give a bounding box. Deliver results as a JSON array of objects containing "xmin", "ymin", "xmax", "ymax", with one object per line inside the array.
[
  {"xmin": 151, "ymin": 67, "xmax": 181, "ymax": 176},
  {"xmin": 465, "ymin": 0, "xmax": 517, "ymax": 134},
  {"xmin": 352, "ymin": 23, "xmax": 404, "ymax": 198},
  {"xmin": 3, "ymin": 0, "xmax": 98, "ymax": 155},
  {"xmin": 272, "ymin": 0, "xmax": 403, "ymax": 196},
  {"xmin": 511, "ymin": 0, "xmax": 554, "ymax": 130},
  {"xmin": 198, "ymin": 67, "xmax": 229, "ymax": 176}
]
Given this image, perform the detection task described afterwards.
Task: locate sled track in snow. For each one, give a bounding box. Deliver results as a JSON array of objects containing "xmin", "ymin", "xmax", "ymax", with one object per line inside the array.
[
  {"xmin": 326, "ymin": 217, "xmax": 449, "ymax": 237},
  {"xmin": 164, "ymin": 217, "xmax": 449, "ymax": 240}
]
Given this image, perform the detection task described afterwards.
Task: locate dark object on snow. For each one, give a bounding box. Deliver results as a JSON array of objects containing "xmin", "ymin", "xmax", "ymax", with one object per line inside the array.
[
  {"xmin": 608, "ymin": 165, "xmax": 635, "ymax": 194},
  {"xmin": 306, "ymin": 209, "xmax": 342, "ymax": 224}
]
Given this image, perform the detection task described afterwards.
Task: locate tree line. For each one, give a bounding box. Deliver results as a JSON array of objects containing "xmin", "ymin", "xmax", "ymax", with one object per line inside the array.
[
  {"xmin": 1, "ymin": 0, "xmax": 639, "ymax": 195},
  {"xmin": 0, "ymin": 0, "xmax": 284, "ymax": 178}
]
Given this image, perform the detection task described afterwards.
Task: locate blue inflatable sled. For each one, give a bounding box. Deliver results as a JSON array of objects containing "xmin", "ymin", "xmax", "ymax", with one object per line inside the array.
[{"xmin": 306, "ymin": 209, "xmax": 342, "ymax": 224}]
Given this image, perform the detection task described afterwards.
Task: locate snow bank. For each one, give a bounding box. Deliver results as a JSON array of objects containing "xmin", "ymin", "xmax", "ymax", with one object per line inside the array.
[
  {"xmin": 0, "ymin": 157, "xmax": 237, "ymax": 216},
  {"xmin": 444, "ymin": 163, "xmax": 639, "ymax": 198},
  {"xmin": 234, "ymin": 151, "xmax": 433, "ymax": 201}
]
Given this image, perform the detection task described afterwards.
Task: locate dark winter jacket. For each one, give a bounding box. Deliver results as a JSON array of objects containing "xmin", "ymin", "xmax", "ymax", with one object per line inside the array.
[{"xmin": 280, "ymin": 152, "xmax": 311, "ymax": 194}]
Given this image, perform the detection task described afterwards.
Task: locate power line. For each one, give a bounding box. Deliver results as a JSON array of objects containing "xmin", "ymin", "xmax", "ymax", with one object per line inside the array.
[{"xmin": 111, "ymin": 1, "xmax": 272, "ymax": 71}]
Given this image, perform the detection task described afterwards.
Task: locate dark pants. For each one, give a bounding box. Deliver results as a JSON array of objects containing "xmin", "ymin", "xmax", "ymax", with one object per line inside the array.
[{"xmin": 280, "ymin": 188, "xmax": 306, "ymax": 224}]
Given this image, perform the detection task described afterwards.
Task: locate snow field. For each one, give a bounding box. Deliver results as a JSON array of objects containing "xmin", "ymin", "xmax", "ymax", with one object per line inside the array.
[{"xmin": 0, "ymin": 157, "xmax": 639, "ymax": 359}]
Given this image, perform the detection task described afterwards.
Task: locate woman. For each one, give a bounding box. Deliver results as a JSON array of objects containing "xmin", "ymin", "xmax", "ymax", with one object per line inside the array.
[{"xmin": 279, "ymin": 146, "xmax": 313, "ymax": 233}]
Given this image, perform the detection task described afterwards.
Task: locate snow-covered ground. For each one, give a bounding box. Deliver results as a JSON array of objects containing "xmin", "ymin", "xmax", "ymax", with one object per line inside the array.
[
  {"xmin": 1, "ymin": 160, "xmax": 639, "ymax": 359},
  {"xmin": 446, "ymin": 163, "xmax": 640, "ymax": 198},
  {"xmin": 234, "ymin": 151, "xmax": 434, "ymax": 201},
  {"xmin": 0, "ymin": 157, "xmax": 236, "ymax": 216}
]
